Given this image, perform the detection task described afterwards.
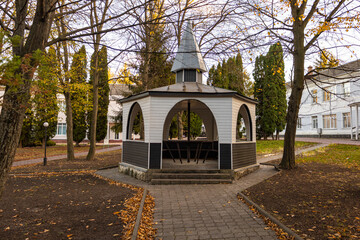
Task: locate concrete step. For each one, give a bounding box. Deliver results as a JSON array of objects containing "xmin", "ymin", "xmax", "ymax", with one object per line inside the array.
[
  {"xmin": 150, "ymin": 178, "xmax": 233, "ymax": 185},
  {"xmin": 151, "ymin": 173, "xmax": 231, "ymax": 179},
  {"xmin": 156, "ymin": 169, "xmax": 222, "ymax": 173}
]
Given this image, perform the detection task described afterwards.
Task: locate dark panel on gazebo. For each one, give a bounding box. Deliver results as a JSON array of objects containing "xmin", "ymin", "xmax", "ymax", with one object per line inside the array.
[
  {"xmin": 184, "ymin": 70, "xmax": 196, "ymax": 82},
  {"xmin": 149, "ymin": 143, "xmax": 161, "ymax": 169},
  {"xmin": 232, "ymin": 142, "xmax": 256, "ymax": 169},
  {"xmin": 220, "ymin": 144, "xmax": 231, "ymax": 169},
  {"xmin": 123, "ymin": 141, "xmax": 148, "ymax": 169},
  {"xmin": 162, "ymin": 141, "xmax": 218, "ymax": 159}
]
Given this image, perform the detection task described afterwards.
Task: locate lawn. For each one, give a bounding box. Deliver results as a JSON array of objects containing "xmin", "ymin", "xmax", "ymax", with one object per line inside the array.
[
  {"xmin": 243, "ymin": 144, "xmax": 360, "ymax": 239},
  {"xmin": 14, "ymin": 145, "xmax": 119, "ymax": 162},
  {"xmin": 256, "ymin": 140, "xmax": 317, "ymax": 156}
]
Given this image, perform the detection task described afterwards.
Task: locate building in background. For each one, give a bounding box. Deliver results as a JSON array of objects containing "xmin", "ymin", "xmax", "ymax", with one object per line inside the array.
[
  {"xmin": 52, "ymin": 83, "xmax": 129, "ymax": 143},
  {"xmin": 285, "ymin": 60, "xmax": 360, "ymax": 138}
]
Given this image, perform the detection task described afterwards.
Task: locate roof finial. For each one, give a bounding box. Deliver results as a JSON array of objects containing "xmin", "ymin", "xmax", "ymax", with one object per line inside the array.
[{"xmin": 171, "ymin": 21, "xmax": 207, "ymax": 74}]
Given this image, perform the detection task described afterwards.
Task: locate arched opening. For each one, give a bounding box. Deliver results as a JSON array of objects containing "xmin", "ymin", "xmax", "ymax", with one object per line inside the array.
[
  {"xmin": 162, "ymin": 99, "xmax": 219, "ymax": 169},
  {"xmin": 236, "ymin": 104, "xmax": 252, "ymax": 141},
  {"xmin": 126, "ymin": 102, "xmax": 144, "ymax": 141}
]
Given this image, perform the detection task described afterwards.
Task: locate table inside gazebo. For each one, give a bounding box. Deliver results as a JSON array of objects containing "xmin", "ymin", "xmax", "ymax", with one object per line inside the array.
[{"xmin": 163, "ymin": 140, "xmax": 218, "ymax": 164}]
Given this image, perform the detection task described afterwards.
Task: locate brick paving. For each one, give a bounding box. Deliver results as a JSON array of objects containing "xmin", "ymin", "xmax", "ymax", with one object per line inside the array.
[
  {"xmin": 97, "ymin": 166, "xmax": 279, "ymax": 240},
  {"xmin": 96, "ymin": 142, "xmax": 335, "ymax": 240}
]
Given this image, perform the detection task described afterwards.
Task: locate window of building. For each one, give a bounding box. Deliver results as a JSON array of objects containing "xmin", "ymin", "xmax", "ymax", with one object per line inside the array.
[
  {"xmin": 323, "ymin": 114, "xmax": 337, "ymax": 129},
  {"xmin": 323, "ymin": 87, "xmax": 331, "ymax": 102},
  {"xmin": 311, "ymin": 89, "xmax": 318, "ymax": 103},
  {"xmin": 343, "ymin": 82, "xmax": 350, "ymax": 97},
  {"xmin": 115, "ymin": 132, "xmax": 120, "ymax": 140},
  {"xmin": 343, "ymin": 112, "xmax": 351, "ymax": 128},
  {"xmin": 312, "ymin": 116, "xmax": 318, "ymax": 129},
  {"xmin": 297, "ymin": 118, "xmax": 302, "ymax": 129},
  {"xmin": 57, "ymin": 123, "xmax": 67, "ymax": 135}
]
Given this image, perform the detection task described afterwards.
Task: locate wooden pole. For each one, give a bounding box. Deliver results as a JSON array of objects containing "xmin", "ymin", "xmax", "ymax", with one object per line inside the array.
[
  {"xmin": 187, "ymin": 100, "xmax": 191, "ymax": 162},
  {"xmin": 188, "ymin": 100, "xmax": 191, "ymax": 141}
]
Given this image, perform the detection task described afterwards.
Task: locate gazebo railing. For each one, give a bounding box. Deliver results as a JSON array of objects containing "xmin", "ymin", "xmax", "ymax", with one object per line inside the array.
[{"xmin": 162, "ymin": 140, "xmax": 218, "ymax": 164}]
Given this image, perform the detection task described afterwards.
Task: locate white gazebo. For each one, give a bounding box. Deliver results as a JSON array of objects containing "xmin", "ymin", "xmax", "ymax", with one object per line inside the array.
[
  {"xmin": 349, "ymin": 102, "xmax": 360, "ymax": 140},
  {"xmin": 119, "ymin": 23, "xmax": 257, "ymax": 182}
]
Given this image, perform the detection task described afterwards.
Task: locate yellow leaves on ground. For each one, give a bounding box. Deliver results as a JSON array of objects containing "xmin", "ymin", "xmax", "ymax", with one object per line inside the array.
[
  {"xmin": 138, "ymin": 194, "xmax": 156, "ymax": 239},
  {"xmin": 119, "ymin": 189, "xmax": 144, "ymax": 239}
]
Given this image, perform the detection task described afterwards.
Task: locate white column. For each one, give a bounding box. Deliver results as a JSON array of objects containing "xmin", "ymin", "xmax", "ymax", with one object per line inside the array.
[
  {"xmin": 104, "ymin": 117, "xmax": 110, "ymax": 144},
  {"xmin": 356, "ymin": 105, "xmax": 359, "ymax": 140},
  {"xmin": 350, "ymin": 106, "xmax": 353, "ymax": 140}
]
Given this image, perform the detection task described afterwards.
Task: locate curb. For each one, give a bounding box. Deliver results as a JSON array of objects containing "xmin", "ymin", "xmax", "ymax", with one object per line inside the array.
[
  {"xmin": 131, "ymin": 189, "xmax": 148, "ymax": 240},
  {"xmin": 238, "ymin": 192, "xmax": 303, "ymax": 240}
]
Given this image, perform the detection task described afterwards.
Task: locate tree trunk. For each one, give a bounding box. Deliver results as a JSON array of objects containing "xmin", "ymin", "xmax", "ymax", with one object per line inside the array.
[
  {"xmin": 64, "ymin": 92, "xmax": 75, "ymax": 161},
  {"xmin": 0, "ymin": 81, "xmax": 31, "ymax": 198},
  {"xmin": 0, "ymin": 0, "xmax": 55, "ymax": 198},
  {"xmin": 280, "ymin": 21, "xmax": 306, "ymax": 169},
  {"xmin": 87, "ymin": 52, "xmax": 99, "ymax": 161},
  {"xmin": 276, "ymin": 130, "xmax": 279, "ymax": 140}
]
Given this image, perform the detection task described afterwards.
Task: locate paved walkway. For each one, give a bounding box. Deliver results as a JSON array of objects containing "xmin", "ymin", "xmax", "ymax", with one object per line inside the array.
[
  {"xmin": 12, "ymin": 146, "xmax": 122, "ymax": 167},
  {"xmin": 257, "ymin": 143, "xmax": 328, "ymax": 164},
  {"xmin": 96, "ymin": 143, "xmax": 330, "ymax": 240},
  {"xmin": 295, "ymin": 137, "xmax": 360, "ymax": 145},
  {"xmin": 97, "ymin": 166, "xmax": 278, "ymax": 240}
]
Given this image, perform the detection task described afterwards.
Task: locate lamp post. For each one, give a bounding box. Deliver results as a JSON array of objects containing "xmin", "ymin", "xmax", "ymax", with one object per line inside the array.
[{"xmin": 43, "ymin": 122, "xmax": 49, "ymax": 166}]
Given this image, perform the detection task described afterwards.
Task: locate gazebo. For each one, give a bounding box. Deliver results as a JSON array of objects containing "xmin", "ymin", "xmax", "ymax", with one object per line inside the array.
[{"xmin": 119, "ymin": 23, "xmax": 257, "ymax": 183}]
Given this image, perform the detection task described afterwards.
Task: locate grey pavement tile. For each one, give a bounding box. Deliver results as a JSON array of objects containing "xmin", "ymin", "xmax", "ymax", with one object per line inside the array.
[{"xmin": 96, "ymin": 166, "xmax": 281, "ymax": 240}]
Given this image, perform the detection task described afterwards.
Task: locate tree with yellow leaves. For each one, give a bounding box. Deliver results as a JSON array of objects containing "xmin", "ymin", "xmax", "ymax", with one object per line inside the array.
[{"xmin": 315, "ymin": 49, "xmax": 339, "ymax": 70}]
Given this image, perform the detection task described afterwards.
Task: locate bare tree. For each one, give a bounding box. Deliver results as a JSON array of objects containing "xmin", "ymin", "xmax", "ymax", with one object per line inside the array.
[
  {"xmin": 0, "ymin": 0, "xmax": 148, "ymax": 197},
  {"xmin": 86, "ymin": 0, "xmax": 113, "ymax": 161}
]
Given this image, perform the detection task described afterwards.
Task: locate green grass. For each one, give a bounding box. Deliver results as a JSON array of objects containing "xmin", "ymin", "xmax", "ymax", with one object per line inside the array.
[
  {"xmin": 256, "ymin": 140, "xmax": 317, "ymax": 155},
  {"xmin": 297, "ymin": 144, "xmax": 360, "ymax": 168}
]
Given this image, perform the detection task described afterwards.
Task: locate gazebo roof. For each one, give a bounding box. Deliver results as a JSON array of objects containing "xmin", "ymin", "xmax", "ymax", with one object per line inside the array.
[
  {"xmin": 171, "ymin": 22, "xmax": 207, "ymax": 73},
  {"xmin": 118, "ymin": 82, "xmax": 257, "ymax": 104}
]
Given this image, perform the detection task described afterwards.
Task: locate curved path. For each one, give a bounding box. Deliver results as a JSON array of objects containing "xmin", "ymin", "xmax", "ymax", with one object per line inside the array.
[{"xmin": 12, "ymin": 145, "xmax": 122, "ymax": 167}]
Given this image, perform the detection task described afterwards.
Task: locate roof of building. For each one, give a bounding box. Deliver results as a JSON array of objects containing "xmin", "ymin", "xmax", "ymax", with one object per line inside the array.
[
  {"xmin": 285, "ymin": 59, "xmax": 360, "ymax": 90},
  {"xmin": 171, "ymin": 22, "xmax": 207, "ymax": 73},
  {"xmin": 118, "ymin": 82, "xmax": 257, "ymax": 104},
  {"xmin": 313, "ymin": 59, "xmax": 360, "ymax": 81}
]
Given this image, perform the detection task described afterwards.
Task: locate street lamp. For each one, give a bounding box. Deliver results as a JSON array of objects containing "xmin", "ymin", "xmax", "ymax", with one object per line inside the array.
[{"xmin": 43, "ymin": 122, "xmax": 49, "ymax": 166}]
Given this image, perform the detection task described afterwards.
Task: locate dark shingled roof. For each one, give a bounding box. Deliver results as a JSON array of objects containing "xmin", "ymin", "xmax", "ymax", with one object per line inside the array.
[{"xmin": 171, "ymin": 22, "xmax": 207, "ymax": 73}]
